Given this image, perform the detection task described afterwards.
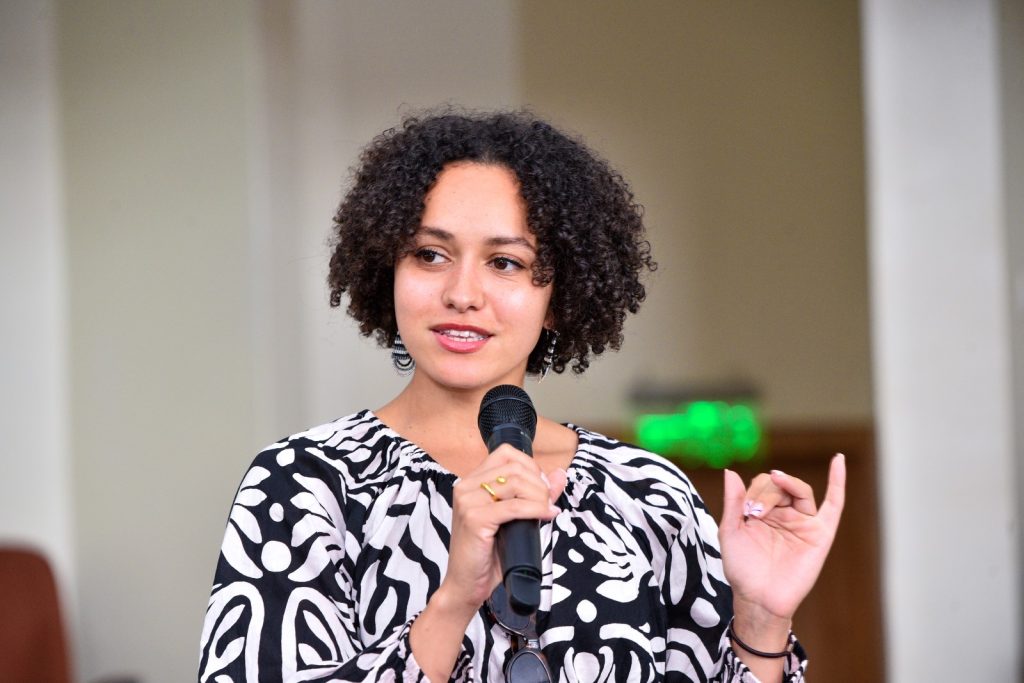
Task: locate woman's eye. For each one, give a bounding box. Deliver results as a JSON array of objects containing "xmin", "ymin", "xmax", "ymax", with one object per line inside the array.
[
  {"xmin": 492, "ymin": 257, "xmax": 524, "ymax": 272},
  {"xmin": 415, "ymin": 248, "xmax": 444, "ymax": 264}
]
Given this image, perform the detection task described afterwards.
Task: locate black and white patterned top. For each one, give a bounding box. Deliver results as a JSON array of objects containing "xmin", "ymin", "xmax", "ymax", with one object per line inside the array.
[{"xmin": 199, "ymin": 410, "xmax": 806, "ymax": 682}]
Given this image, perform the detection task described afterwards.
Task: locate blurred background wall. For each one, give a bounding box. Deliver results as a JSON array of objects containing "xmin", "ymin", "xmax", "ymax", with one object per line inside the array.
[{"xmin": 0, "ymin": 0, "xmax": 1020, "ymax": 681}]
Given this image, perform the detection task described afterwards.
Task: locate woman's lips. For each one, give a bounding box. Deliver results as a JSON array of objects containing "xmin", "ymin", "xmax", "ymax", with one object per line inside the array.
[{"xmin": 432, "ymin": 326, "xmax": 491, "ymax": 353}]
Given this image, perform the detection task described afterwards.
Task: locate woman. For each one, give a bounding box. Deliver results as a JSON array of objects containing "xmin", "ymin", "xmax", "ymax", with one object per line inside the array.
[{"xmin": 198, "ymin": 111, "xmax": 844, "ymax": 682}]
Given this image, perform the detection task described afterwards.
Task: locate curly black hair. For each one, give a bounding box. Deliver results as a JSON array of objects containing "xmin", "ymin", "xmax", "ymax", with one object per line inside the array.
[{"xmin": 328, "ymin": 110, "xmax": 656, "ymax": 375}]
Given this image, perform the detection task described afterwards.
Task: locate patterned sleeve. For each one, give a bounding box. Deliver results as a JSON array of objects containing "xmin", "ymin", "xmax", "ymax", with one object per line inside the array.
[
  {"xmin": 660, "ymin": 475, "xmax": 807, "ymax": 682},
  {"xmin": 197, "ymin": 442, "xmax": 437, "ymax": 683}
]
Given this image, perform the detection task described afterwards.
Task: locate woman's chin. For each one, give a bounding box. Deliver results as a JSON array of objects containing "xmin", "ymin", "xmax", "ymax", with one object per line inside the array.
[{"xmin": 414, "ymin": 364, "xmax": 526, "ymax": 393}]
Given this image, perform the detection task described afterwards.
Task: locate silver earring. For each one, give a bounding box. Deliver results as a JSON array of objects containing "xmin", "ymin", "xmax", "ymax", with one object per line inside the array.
[
  {"xmin": 539, "ymin": 329, "xmax": 558, "ymax": 380},
  {"xmin": 391, "ymin": 333, "xmax": 415, "ymax": 375}
]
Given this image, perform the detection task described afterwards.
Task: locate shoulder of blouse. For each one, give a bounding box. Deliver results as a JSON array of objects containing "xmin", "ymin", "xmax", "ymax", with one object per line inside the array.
[
  {"xmin": 569, "ymin": 427, "xmax": 700, "ymax": 493},
  {"xmin": 566, "ymin": 426, "xmax": 712, "ymax": 527},
  {"xmin": 252, "ymin": 409, "xmax": 445, "ymax": 486}
]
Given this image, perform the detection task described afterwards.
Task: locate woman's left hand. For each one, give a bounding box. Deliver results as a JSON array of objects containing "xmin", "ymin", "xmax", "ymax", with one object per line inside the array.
[{"xmin": 719, "ymin": 454, "xmax": 846, "ymax": 629}]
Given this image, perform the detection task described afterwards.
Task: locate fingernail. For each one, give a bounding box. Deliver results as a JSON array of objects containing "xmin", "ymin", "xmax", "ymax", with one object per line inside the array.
[
  {"xmin": 549, "ymin": 504, "xmax": 561, "ymax": 516},
  {"xmin": 744, "ymin": 500, "xmax": 764, "ymax": 518},
  {"xmin": 771, "ymin": 469, "xmax": 785, "ymax": 477}
]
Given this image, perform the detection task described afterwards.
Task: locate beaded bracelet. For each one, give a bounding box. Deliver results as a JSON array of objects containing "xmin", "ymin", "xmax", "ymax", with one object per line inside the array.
[{"xmin": 726, "ymin": 617, "xmax": 794, "ymax": 659}]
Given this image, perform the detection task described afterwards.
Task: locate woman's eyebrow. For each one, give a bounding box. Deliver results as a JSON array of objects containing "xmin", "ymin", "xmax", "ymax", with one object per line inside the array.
[
  {"xmin": 418, "ymin": 226, "xmax": 454, "ymax": 242},
  {"xmin": 417, "ymin": 226, "xmax": 536, "ymax": 252},
  {"xmin": 486, "ymin": 236, "xmax": 536, "ymax": 252}
]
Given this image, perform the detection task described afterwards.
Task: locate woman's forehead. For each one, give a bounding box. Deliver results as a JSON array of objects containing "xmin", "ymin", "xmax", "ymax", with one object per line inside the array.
[{"xmin": 418, "ymin": 163, "xmax": 532, "ymax": 243}]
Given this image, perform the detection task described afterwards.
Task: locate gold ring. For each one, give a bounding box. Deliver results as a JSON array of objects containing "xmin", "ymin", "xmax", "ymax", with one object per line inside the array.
[
  {"xmin": 495, "ymin": 475, "xmax": 508, "ymax": 485},
  {"xmin": 480, "ymin": 482, "xmax": 499, "ymax": 502}
]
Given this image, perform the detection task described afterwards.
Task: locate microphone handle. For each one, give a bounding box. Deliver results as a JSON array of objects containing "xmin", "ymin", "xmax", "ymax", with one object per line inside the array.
[
  {"xmin": 487, "ymin": 425, "xmax": 542, "ymax": 615},
  {"xmin": 486, "ymin": 424, "xmax": 533, "ymax": 456}
]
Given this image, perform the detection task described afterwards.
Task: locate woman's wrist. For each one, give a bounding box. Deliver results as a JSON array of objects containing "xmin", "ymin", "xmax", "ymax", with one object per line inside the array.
[
  {"xmin": 426, "ymin": 581, "xmax": 483, "ymax": 628},
  {"xmin": 727, "ymin": 617, "xmax": 793, "ymax": 659},
  {"xmin": 730, "ymin": 598, "xmax": 792, "ymax": 654}
]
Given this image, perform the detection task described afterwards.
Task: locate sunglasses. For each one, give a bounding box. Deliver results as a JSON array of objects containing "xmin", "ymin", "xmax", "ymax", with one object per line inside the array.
[{"xmin": 487, "ymin": 583, "xmax": 554, "ymax": 683}]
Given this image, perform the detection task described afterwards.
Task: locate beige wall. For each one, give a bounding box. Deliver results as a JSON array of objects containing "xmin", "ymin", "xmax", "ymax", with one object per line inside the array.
[
  {"xmin": 520, "ymin": 1, "xmax": 872, "ymax": 426},
  {"xmin": 58, "ymin": 2, "xmax": 260, "ymax": 679}
]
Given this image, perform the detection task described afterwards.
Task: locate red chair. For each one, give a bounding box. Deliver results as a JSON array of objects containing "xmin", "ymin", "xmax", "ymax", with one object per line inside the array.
[{"xmin": 0, "ymin": 546, "xmax": 72, "ymax": 683}]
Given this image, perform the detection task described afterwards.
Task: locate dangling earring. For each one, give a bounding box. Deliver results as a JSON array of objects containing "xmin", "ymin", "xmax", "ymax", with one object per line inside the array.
[
  {"xmin": 539, "ymin": 329, "xmax": 558, "ymax": 380},
  {"xmin": 391, "ymin": 332, "xmax": 415, "ymax": 375}
]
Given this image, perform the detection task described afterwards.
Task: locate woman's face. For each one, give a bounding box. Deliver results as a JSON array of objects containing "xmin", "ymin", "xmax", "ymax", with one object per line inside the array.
[{"xmin": 393, "ymin": 162, "xmax": 552, "ymax": 393}]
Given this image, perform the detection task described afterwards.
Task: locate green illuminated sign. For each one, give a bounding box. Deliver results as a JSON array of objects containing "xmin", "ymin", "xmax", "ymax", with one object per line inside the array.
[{"xmin": 635, "ymin": 400, "xmax": 762, "ymax": 468}]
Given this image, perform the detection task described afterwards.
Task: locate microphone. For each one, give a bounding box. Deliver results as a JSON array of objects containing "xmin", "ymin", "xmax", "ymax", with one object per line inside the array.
[{"xmin": 477, "ymin": 384, "xmax": 541, "ymax": 616}]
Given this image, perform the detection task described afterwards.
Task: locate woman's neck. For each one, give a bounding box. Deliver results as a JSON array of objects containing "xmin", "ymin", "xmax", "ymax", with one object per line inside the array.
[
  {"xmin": 375, "ymin": 377, "xmax": 497, "ymax": 476},
  {"xmin": 375, "ymin": 373, "xmax": 578, "ymax": 477}
]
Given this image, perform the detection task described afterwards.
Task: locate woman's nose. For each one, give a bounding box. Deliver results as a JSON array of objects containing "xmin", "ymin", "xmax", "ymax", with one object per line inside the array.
[{"xmin": 442, "ymin": 263, "xmax": 484, "ymax": 312}]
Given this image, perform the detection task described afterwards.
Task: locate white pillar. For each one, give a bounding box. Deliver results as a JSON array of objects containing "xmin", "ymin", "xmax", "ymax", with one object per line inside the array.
[
  {"xmin": 862, "ymin": 0, "xmax": 1022, "ymax": 679},
  {"xmin": 0, "ymin": 0, "xmax": 76, "ymax": 629}
]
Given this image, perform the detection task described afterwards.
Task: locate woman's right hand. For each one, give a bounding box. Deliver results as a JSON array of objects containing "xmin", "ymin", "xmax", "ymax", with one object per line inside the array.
[
  {"xmin": 411, "ymin": 447, "xmax": 565, "ymax": 681},
  {"xmin": 439, "ymin": 445, "xmax": 567, "ymax": 620}
]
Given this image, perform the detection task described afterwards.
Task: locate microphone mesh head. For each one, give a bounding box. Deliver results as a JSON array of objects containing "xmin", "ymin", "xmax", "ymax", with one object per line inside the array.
[{"xmin": 478, "ymin": 385, "xmax": 537, "ymax": 441}]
